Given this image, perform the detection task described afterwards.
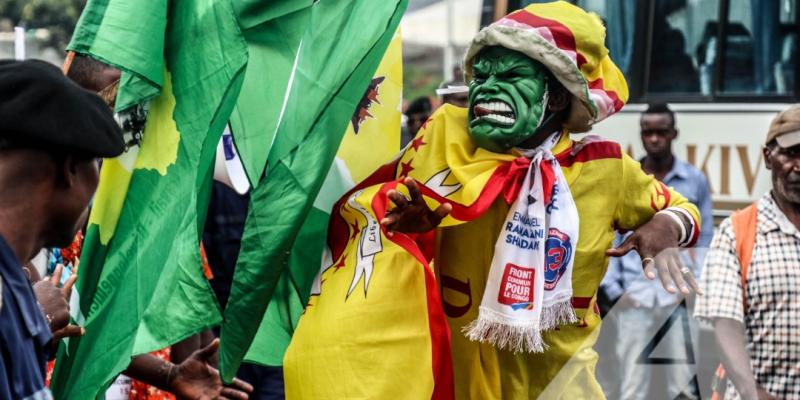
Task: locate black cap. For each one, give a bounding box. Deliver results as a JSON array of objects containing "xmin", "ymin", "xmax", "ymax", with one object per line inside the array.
[{"xmin": 0, "ymin": 59, "xmax": 124, "ymax": 157}]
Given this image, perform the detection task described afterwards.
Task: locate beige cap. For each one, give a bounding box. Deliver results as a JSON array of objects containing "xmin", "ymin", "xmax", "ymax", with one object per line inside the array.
[{"xmin": 767, "ymin": 105, "xmax": 800, "ymax": 148}]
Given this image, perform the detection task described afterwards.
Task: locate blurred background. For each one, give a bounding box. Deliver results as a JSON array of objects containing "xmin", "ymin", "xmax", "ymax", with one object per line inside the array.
[
  {"xmin": 2, "ymin": 0, "xmax": 797, "ymax": 211},
  {"xmin": 3, "ymin": 0, "xmax": 797, "ymax": 102}
]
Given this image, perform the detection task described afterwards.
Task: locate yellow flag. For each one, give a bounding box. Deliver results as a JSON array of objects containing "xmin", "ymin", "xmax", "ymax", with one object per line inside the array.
[{"xmin": 244, "ymin": 30, "xmax": 404, "ymax": 367}]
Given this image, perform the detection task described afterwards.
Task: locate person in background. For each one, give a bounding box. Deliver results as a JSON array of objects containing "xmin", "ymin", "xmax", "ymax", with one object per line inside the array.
[
  {"xmin": 401, "ymin": 96, "xmax": 433, "ymax": 147},
  {"xmin": 203, "ymin": 181, "xmax": 285, "ymax": 400},
  {"xmin": 439, "ymin": 88, "xmax": 468, "ymax": 108},
  {"xmin": 437, "ymin": 79, "xmax": 469, "ymax": 108},
  {"xmin": 600, "ymin": 103, "xmax": 713, "ymax": 399},
  {"xmin": 0, "ymin": 58, "xmax": 122, "ymax": 400},
  {"xmin": 695, "ymin": 105, "xmax": 800, "ymax": 399}
]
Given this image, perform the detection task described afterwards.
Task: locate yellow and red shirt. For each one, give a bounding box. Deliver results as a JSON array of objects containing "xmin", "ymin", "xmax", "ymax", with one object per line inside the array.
[{"xmin": 284, "ymin": 105, "xmax": 699, "ymax": 399}]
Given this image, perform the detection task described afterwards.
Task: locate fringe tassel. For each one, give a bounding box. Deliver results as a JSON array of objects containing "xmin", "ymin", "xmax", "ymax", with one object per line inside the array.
[
  {"xmin": 463, "ymin": 301, "xmax": 578, "ymax": 353},
  {"xmin": 463, "ymin": 313, "xmax": 547, "ymax": 354},
  {"xmin": 540, "ymin": 299, "xmax": 577, "ymax": 331}
]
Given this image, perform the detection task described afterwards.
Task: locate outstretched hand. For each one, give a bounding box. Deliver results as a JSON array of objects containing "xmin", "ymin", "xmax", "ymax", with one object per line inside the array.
[
  {"xmin": 381, "ymin": 177, "xmax": 452, "ymax": 235},
  {"xmin": 33, "ymin": 263, "xmax": 84, "ymax": 342},
  {"xmin": 606, "ymin": 213, "xmax": 702, "ymax": 295},
  {"xmin": 169, "ymin": 339, "xmax": 253, "ymax": 400}
]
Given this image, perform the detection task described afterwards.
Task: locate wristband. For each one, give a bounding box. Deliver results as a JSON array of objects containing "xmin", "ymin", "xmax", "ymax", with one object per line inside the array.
[
  {"xmin": 668, "ymin": 207, "xmax": 698, "ymax": 246},
  {"xmin": 656, "ymin": 209, "xmax": 688, "ymax": 245}
]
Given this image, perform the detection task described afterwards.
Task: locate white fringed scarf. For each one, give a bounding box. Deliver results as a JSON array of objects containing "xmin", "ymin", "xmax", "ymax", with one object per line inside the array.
[{"xmin": 465, "ymin": 132, "xmax": 579, "ymax": 353}]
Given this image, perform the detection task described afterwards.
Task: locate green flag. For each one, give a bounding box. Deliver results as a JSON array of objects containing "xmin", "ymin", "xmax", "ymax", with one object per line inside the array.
[
  {"xmin": 242, "ymin": 29, "xmax": 405, "ymax": 367},
  {"xmin": 50, "ymin": 0, "xmax": 247, "ymax": 397},
  {"xmin": 219, "ymin": 0, "xmax": 408, "ymax": 380}
]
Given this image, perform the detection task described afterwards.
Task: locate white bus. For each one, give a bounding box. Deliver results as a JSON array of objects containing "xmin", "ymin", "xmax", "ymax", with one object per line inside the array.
[{"xmin": 483, "ymin": 0, "xmax": 798, "ymax": 216}]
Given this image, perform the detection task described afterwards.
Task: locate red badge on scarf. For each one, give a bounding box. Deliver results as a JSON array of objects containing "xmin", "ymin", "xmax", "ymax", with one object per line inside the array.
[{"xmin": 497, "ymin": 263, "xmax": 535, "ymax": 310}]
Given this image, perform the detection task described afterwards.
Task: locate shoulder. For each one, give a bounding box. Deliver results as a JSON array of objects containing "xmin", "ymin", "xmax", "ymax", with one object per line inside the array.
[
  {"xmin": 692, "ymin": 216, "xmax": 738, "ymax": 280},
  {"xmin": 570, "ymin": 134, "xmax": 623, "ymax": 157},
  {"xmin": 756, "ymin": 191, "xmax": 776, "ymax": 216},
  {"xmin": 415, "ymin": 104, "xmax": 469, "ymax": 145},
  {"xmin": 717, "ymin": 216, "xmax": 735, "ymax": 237},
  {"xmin": 754, "ymin": 192, "xmax": 780, "ymax": 232},
  {"xmin": 430, "ymin": 104, "xmax": 468, "ymax": 126},
  {"xmin": 558, "ymin": 134, "xmax": 623, "ymax": 166},
  {"xmin": 712, "ymin": 217, "xmax": 737, "ymax": 250},
  {"xmin": 676, "ymin": 158, "xmax": 709, "ymax": 185},
  {"xmin": 414, "ymin": 104, "xmax": 469, "ymax": 143}
]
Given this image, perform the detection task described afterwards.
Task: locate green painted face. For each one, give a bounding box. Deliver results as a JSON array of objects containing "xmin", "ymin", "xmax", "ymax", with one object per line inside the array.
[{"xmin": 468, "ymin": 47, "xmax": 550, "ymax": 152}]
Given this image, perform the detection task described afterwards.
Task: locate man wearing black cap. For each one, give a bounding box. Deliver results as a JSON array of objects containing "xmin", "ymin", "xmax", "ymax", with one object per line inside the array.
[
  {"xmin": 0, "ymin": 59, "xmax": 124, "ymax": 399},
  {"xmin": 58, "ymin": 54, "xmax": 253, "ymax": 400}
]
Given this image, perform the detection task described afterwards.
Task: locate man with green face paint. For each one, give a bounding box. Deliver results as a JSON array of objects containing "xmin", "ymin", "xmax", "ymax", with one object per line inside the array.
[
  {"xmin": 468, "ymin": 47, "xmax": 554, "ymax": 152},
  {"xmin": 388, "ymin": 2, "xmax": 705, "ymax": 398},
  {"xmin": 284, "ymin": 2, "xmax": 703, "ymax": 399}
]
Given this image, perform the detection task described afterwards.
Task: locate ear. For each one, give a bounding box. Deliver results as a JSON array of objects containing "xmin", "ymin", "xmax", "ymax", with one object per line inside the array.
[
  {"xmin": 546, "ymin": 84, "xmax": 570, "ymax": 112},
  {"xmin": 763, "ymin": 146, "xmax": 774, "ymax": 171},
  {"xmin": 55, "ymin": 154, "xmax": 78, "ymax": 190}
]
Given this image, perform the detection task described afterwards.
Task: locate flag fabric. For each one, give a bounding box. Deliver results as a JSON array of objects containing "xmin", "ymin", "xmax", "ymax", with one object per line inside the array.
[
  {"xmin": 218, "ymin": 1, "xmax": 408, "ymax": 380},
  {"xmin": 50, "ymin": 0, "xmax": 247, "ymax": 398},
  {"xmin": 282, "ymin": 103, "xmax": 520, "ymax": 398},
  {"xmin": 242, "ymin": 29, "xmax": 404, "ymax": 366},
  {"xmin": 282, "ymin": 105, "xmax": 517, "ymax": 400},
  {"xmin": 282, "ymin": 105, "xmax": 701, "ymax": 399}
]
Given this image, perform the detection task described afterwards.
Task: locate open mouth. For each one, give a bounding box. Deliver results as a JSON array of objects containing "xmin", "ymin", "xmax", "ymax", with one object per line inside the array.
[{"xmin": 472, "ymin": 100, "xmax": 516, "ymax": 126}]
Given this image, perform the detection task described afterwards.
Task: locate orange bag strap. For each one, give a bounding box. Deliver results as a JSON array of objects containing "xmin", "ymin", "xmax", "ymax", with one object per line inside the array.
[
  {"xmin": 731, "ymin": 202, "xmax": 759, "ymax": 309},
  {"xmin": 710, "ymin": 202, "xmax": 759, "ymax": 400}
]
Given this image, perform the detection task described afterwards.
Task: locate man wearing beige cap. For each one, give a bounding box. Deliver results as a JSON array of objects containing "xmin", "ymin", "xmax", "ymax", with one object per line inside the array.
[{"xmin": 695, "ymin": 105, "xmax": 800, "ymax": 399}]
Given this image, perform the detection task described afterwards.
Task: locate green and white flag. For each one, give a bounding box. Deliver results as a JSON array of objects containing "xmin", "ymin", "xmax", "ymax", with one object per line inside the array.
[
  {"xmin": 219, "ymin": 0, "xmax": 408, "ymax": 380},
  {"xmin": 50, "ymin": 0, "xmax": 247, "ymax": 398},
  {"xmin": 241, "ymin": 28, "xmax": 405, "ymax": 368},
  {"xmin": 51, "ymin": 0, "xmax": 408, "ymax": 395}
]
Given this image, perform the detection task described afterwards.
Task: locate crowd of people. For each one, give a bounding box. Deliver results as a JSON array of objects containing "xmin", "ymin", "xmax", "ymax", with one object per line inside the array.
[{"xmin": 1, "ymin": 1, "xmax": 799, "ymax": 399}]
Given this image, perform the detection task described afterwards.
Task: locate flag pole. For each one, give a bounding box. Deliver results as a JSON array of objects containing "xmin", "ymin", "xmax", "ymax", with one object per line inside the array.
[
  {"xmin": 14, "ymin": 27, "xmax": 25, "ymax": 60},
  {"xmin": 493, "ymin": 0, "xmax": 508, "ymax": 21},
  {"xmin": 444, "ymin": 0, "xmax": 455, "ymax": 82}
]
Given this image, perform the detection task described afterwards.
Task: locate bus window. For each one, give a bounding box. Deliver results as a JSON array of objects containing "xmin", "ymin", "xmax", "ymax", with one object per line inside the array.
[
  {"xmin": 491, "ymin": 0, "xmax": 800, "ymax": 102},
  {"xmin": 647, "ymin": 0, "xmax": 719, "ymax": 95},
  {"xmin": 722, "ymin": 0, "xmax": 796, "ymax": 95},
  {"xmin": 574, "ymin": 1, "xmax": 638, "ymax": 88}
]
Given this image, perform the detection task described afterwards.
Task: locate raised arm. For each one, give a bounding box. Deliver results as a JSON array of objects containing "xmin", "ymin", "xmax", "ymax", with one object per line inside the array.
[{"xmin": 607, "ymin": 153, "xmax": 702, "ymax": 294}]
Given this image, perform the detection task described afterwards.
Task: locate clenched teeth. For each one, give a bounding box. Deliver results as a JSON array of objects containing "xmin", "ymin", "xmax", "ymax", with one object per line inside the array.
[
  {"xmin": 482, "ymin": 113, "xmax": 516, "ymax": 125},
  {"xmin": 472, "ymin": 100, "xmax": 516, "ymax": 125},
  {"xmin": 474, "ymin": 101, "xmax": 513, "ymax": 113}
]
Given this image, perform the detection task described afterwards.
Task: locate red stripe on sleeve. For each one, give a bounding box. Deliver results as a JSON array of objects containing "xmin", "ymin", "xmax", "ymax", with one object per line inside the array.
[{"xmin": 555, "ymin": 140, "xmax": 622, "ymax": 167}]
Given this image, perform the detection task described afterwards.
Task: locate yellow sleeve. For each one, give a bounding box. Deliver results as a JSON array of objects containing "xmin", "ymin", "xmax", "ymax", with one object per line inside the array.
[{"xmin": 613, "ymin": 153, "xmax": 701, "ymax": 245}]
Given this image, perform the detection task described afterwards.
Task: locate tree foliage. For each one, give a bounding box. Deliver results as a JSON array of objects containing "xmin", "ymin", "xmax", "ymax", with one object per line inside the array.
[{"xmin": 0, "ymin": 0, "xmax": 87, "ymax": 50}]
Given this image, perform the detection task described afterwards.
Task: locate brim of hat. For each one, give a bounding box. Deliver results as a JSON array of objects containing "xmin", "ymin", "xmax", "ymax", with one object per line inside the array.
[
  {"xmin": 464, "ymin": 25, "xmax": 597, "ymax": 132},
  {"xmin": 776, "ymin": 131, "xmax": 800, "ymax": 148}
]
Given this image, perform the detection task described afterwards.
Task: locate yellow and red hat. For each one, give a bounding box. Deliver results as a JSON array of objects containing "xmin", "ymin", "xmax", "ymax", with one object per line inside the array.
[{"xmin": 464, "ymin": 1, "xmax": 629, "ymax": 132}]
